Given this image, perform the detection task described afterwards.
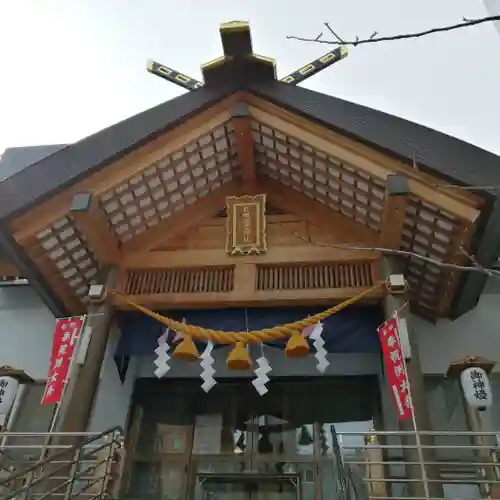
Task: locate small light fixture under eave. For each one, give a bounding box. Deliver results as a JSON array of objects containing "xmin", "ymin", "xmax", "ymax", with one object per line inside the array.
[
  {"xmin": 387, "ymin": 274, "xmax": 407, "ymax": 295},
  {"xmin": 70, "ymin": 191, "xmax": 93, "ymax": 213},
  {"xmin": 88, "ymin": 283, "xmax": 106, "ymax": 303},
  {"xmin": 0, "ymin": 276, "xmax": 29, "ymax": 286}
]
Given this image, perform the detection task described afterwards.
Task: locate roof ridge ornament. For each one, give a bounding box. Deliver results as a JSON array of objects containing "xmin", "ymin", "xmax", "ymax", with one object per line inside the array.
[{"xmin": 146, "ymin": 21, "xmax": 348, "ymax": 91}]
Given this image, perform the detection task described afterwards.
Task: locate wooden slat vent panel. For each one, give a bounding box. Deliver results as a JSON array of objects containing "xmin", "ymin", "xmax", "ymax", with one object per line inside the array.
[
  {"xmin": 123, "ymin": 267, "xmax": 234, "ymax": 295},
  {"xmin": 256, "ymin": 262, "xmax": 374, "ymax": 291}
]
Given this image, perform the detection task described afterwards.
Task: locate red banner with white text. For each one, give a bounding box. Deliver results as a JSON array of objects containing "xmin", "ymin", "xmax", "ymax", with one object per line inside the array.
[
  {"xmin": 377, "ymin": 316, "xmax": 413, "ymax": 421},
  {"xmin": 41, "ymin": 317, "xmax": 84, "ymax": 405}
]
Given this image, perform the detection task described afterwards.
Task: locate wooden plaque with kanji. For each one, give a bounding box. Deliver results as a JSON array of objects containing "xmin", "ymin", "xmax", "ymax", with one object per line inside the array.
[{"xmin": 225, "ymin": 194, "xmax": 267, "ymax": 256}]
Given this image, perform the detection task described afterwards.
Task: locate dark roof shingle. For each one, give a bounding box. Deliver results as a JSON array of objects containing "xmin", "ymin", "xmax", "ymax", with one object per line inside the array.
[
  {"xmin": 250, "ymin": 81, "xmax": 500, "ymax": 189},
  {"xmin": 0, "ymin": 85, "xmax": 232, "ymax": 220},
  {"xmin": 0, "ymin": 144, "xmax": 67, "ymax": 181}
]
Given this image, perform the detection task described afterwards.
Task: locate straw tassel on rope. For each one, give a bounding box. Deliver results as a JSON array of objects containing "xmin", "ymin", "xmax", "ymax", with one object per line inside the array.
[
  {"xmin": 227, "ymin": 341, "xmax": 252, "ymax": 370},
  {"xmin": 172, "ymin": 335, "xmax": 199, "ymax": 361}
]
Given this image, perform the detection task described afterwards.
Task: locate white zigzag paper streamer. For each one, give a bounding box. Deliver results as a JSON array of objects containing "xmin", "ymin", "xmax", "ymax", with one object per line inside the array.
[
  {"xmin": 200, "ymin": 341, "xmax": 216, "ymax": 392},
  {"xmin": 154, "ymin": 328, "xmax": 171, "ymax": 378},
  {"xmin": 310, "ymin": 322, "xmax": 329, "ymax": 373},
  {"xmin": 252, "ymin": 355, "xmax": 272, "ymax": 396}
]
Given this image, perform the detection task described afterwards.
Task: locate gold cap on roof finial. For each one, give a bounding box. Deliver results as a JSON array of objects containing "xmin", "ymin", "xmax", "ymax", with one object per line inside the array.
[{"xmin": 220, "ymin": 21, "xmax": 250, "ymax": 32}]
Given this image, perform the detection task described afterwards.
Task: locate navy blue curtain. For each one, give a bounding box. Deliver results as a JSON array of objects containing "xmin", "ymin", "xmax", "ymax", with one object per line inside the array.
[{"xmin": 115, "ymin": 305, "xmax": 382, "ymax": 357}]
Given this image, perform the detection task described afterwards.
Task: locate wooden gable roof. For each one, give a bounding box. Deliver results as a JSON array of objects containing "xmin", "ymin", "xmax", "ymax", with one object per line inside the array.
[{"xmin": 0, "ymin": 22, "xmax": 498, "ymax": 320}]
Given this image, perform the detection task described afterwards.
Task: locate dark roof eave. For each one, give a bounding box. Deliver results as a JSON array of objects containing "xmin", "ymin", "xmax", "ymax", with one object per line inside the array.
[
  {"xmin": 246, "ymin": 82, "xmax": 500, "ymax": 317},
  {"xmin": 1, "ymin": 79, "xmax": 498, "ymax": 319},
  {"xmin": 0, "ymin": 84, "xmax": 234, "ymax": 222},
  {"xmin": 450, "ymin": 196, "xmax": 500, "ymax": 318},
  {"xmin": 248, "ymin": 81, "xmax": 499, "ymax": 196}
]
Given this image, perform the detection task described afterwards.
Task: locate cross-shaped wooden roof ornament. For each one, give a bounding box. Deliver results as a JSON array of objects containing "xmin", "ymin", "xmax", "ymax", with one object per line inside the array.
[{"xmin": 147, "ymin": 21, "xmax": 348, "ymax": 92}]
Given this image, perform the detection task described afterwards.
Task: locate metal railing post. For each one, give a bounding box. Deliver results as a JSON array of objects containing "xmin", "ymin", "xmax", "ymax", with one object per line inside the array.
[
  {"xmin": 4, "ymin": 427, "xmax": 500, "ymax": 500},
  {"xmin": 0, "ymin": 427, "xmax": 123, "ymax": 500},
  {"xmin": 63, "ymin": 447, "xmax": 81, "ymax": 500}
]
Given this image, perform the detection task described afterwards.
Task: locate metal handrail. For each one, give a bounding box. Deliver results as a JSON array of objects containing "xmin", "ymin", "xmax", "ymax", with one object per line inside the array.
[
  {"xmin": 0, "ymin": 426, "xmax": 124, "ymax": 500},
  {"xmin": 333, "ymin": 429, "xmax": 500, "ymax": 500},
  {"xmin": 4, "ymin": 427, "xmax": 500, "ymax": 500},
  {"xmin": 0, "ymin": 426, "xmax": 122, "ymax": 486}
]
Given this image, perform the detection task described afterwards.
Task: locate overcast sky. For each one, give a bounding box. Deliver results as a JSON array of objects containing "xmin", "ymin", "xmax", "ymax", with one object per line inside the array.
[{"xmin": 1, "ymin": 0, "xmax": 499, "ymax": 157}]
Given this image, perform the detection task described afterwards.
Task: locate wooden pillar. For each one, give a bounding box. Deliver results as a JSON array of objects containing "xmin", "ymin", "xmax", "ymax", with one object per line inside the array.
[
  {"xmin": 381, "ymin": 257, "xmax": 443, "ymax": 499},
  {"xmin": 58, "ymin": 277, "xmax": 115, "ymax": 440}
]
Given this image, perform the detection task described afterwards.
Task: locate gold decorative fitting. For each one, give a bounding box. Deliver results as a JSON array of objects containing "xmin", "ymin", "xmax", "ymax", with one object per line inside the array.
[
  {"xmin": 364, "ymin": 430, "xmax": 379, "ymax": 445},
  {"xmin": 219, "ymin": 21, "xmax": 250, "ymax": 33},
  {"xmin": 226, "ymin": 194, "xmax": 267, "ymax": 256}
]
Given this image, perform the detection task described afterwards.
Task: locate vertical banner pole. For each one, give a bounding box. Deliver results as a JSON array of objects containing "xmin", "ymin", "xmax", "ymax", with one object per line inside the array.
[
  {"xmin": 395, "ymin": 312, "xmax": 430, "ymax": 500},
  {"xmin": 378, "ymin": 313, "xmax": 431, "ymax": 500},
  {"xmin": 39, "ymin": 315, "xmax": 87, "ymax": 461},
  {"xmin": 48, "ymin": 314, "xmax": 87, "ymax": 431}
]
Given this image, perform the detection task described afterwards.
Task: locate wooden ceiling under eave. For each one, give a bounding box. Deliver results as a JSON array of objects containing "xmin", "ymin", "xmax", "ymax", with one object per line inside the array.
[{"xmin": 4, "ymin": 92, "xmax": 484, "ymax": 320}]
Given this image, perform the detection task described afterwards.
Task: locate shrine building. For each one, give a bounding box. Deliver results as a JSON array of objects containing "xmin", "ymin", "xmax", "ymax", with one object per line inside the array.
[{"xmin": 1, "ymin": 21, "xmax": 500, "ymax": 500}]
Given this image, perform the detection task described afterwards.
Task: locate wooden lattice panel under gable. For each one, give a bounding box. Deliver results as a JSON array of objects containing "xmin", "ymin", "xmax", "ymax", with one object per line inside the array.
[
  {"xmin": 252, "ymin": 121, "xmax": 386, "ymax": 231},
  {"xmin": 35, "ymin": 216, "xmax": 99, "ymax": 301},
  {"xmin": 99, "ymin": 120, "xmax": 240, "ymax": 243},
  {"xmin": 402, "ymin": 198, "xmax": 463, "ymax": 316},
  {"xmin": 250, "ymin": 117, "xmax": 475, "ymax": 317}
]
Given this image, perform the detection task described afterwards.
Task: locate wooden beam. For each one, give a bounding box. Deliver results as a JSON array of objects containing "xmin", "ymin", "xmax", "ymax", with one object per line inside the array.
[
  {"xmin": 234, "ymin": 263, "xmax": 257, "ymax": 296},
  {"xmin": 231, "ymin": 102, "xmax": 257, "ymax": 191},
  {"xmin": 121, "ymin": 245, "xmax": 380, "ymax": 269},
  {"xmin": 0, "ymin": 261, "xmax": 19, "ymax": 276},
  {"xmin": 112, "ymin": 286, "xmax": 384, "ymax": 310},
  {"xmin": 121, "ymin": 181, "xmax": 242, "ymax": 253},
  {"xmin": 70, "ymin": 192, "xmax": 121, "ymax": 265},
  {"xmin": 259, "ymin": 176, "xmax": 380, "ymax": 245},
  {"xmin": 58, "ymin": 273, "xmax": 115, "ymax": 438},
  {"xmin": 247, "ymin": 101, "xmax": 481, "ymax": 222},
  {"xmin": 10, "ymin": 94, "xmax": 243, "ymax": 242},
  {"xmin": 381, "ymin": 256, "xmax": 443, "ymax": 499},
  {"xmin": 380, "ymin": 174, "xmax": 409, "ymax": 249}
]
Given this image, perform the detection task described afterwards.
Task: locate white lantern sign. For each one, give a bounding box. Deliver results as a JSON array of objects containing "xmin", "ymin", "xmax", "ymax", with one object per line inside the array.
[
  {"xmin": 0, "ymin": 376, "xmax": 20, "ymax": 424},
  {"xmin": 460, "ymin": 367, "xmax": 492, "ymax": 411}
]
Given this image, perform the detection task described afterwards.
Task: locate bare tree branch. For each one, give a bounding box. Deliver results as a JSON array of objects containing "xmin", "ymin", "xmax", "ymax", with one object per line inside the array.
[
  {"xmin": 287, "ymin": 15, "xmax": 500, "ymax": 47},
  {"xmin": 282, "ymin": 224, "xmax": 500, "ymax": 279}
]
